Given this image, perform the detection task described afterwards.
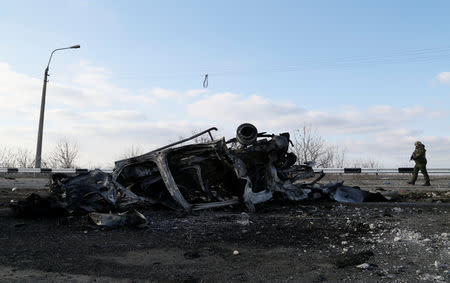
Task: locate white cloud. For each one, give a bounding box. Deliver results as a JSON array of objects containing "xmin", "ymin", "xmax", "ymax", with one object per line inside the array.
[
  {"xmin": 123, "ymin": 94, "xmax": 157, "ymax": 105},
  {"xmin": 1, "ymin": 62, "xmax": 449, "ymax": 167},
  {"xmin": 437, "ymin": 72, "xmax": 450, "ymax": 84},
  {"xmin": 145, "ymin": 87, "xmax": 208, "ymax": 102},
  {"xmin": 187, "ymin": 92, "xmax": 301, "ymax": 125},
  {"xmin": 149, "ymin": 87, "xmax": 179, "ymax": 99},
  {"xmin": 85, "ymin": 110, "xmax": 147, "ymax": 122},
  {"xmin": 186, "ymin": 93, "xmax": 426, "ymax": 136},
  {"xmin": 426, "ymin": 111, "xmax": 445, "ymax": 119},
  {"xmin": 187, "ymin": 89, "xmax": 209, "ymax": 97},
  {"xmin": 71, "ymin": 60, "xmax": 111, "ymax": 88},
  {"xmin": 0, "ymin": 63, "xmax": 41, "ymax": 111},
  {"xmin": 368, "ymin": 105, "xmax": 393, "ymax": 115},
  {"xmin": 185, "ymin": 92, "xmax": 450, "ymax": 167},
  {"xmin": 400, "ymin": 106, "xmax": 425, "ymax": 116},
  {"xmin": 46, "ymin": 109, "xmax": 147, "ymax": 123}
]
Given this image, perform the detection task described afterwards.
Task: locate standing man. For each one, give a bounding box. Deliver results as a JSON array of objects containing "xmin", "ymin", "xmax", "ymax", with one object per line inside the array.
[{"xmin": 407, "ymin": 141, "xmax": 431, "ymax": 186}]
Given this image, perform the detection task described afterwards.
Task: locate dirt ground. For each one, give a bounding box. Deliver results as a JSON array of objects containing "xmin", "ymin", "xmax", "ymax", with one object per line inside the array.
[{"xmin": 0, "ymin": 174, "xmax": 449, "ymax": 282}]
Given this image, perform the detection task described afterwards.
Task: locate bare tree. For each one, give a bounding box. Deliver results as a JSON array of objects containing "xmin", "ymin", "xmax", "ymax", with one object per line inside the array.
[
  {"xmin": 0, "ymin": 146, "xmax": 16, "ymax": 167},
  {"xmin": 326, "ymin": 145, "xmax": 346, "ymax": 168},
  {"xmin": 86, "ymin": 161, "xmax": 114, "ymax": 170},
  {"xmin": 192, "ymin": 131, "xmax": 215, "ymax": 144},
  {"xmin": 315, "ymin": 144, "xmax": 346, "ymax": 168},
  {"xmin": 351, "ymin": 158, "xmax": 380, "ymax": 168},
  {"xmin": 0, "ymin": 146, "xmax": 34, "ymax": 168},
  {"xmin": 291, "ymin": 124, "xmax": 346, "ymax": 168},
  {"xmin": 14, "ymin": 148, "xmax": 34, "ymax": 168},
  {"xmin": 292, "ymin": 125, "xmax": 326, "ymax": 166},
  {"xmin": 168, "ymin": 129, "xmax": 215, "ymax": 146},
  {"xmin": 47, "ymin": 137, "xmax": 79, "ymax": 168},
  {"xmin": 120, "ymin": 145, "xmax": 144, "ymax": 159}
]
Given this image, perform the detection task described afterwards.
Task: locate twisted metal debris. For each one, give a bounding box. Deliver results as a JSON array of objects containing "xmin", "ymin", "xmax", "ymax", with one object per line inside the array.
[{"xmin": 11, "ymin": 124, "xmax": 386, "ymax": 226}]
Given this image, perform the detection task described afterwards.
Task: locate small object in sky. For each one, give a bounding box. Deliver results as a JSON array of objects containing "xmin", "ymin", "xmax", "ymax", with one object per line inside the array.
[{"xmin": 203, "ymin": 74, "xmax": 208, "ymax": 88}]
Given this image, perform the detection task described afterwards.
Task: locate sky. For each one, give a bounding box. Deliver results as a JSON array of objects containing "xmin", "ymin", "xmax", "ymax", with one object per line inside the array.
[{"xmin": 0, "ymin": 0, "xmax": 449, "ymax": 168}]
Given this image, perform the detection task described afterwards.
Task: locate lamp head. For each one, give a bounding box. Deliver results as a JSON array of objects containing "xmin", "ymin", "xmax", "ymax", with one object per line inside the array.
[{"xmin": 70, "ymin": 45, "xmax": 81, "ymax": 49}]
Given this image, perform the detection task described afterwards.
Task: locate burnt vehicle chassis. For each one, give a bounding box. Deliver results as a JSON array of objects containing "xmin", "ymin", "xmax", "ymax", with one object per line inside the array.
[
  {"xmin": 11, "ymin": 124, "xmax": 385, "ymax": 224},
  {"xmin": 112, "ymin": 124, "xmax": 320, "ymax": 211}
]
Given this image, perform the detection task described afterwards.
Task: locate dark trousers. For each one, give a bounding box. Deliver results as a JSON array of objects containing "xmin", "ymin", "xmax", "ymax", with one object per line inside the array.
[{"xmin": 411, "ymin": 162, "xmax": 430, "ymax": 182}]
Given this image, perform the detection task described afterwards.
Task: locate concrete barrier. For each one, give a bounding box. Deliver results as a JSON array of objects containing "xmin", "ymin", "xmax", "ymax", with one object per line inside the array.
[
  {"xmin": 314, "ymin": 168, "xmax": 450, "ymax": 175},
  {"xmin": 1, "ymin": 167, "xmax": 450, "ymax": 177}
]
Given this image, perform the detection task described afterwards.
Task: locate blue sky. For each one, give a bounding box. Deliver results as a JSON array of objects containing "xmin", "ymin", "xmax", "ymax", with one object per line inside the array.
[{"xmin": 0, "ymin": 1, "xmax": 449, "ymax": 167}]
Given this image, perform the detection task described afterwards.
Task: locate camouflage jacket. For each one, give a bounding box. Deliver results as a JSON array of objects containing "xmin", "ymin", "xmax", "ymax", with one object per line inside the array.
[{"xmin": 411, "ymin": 144, "xmax": 427, "ymax": 164}]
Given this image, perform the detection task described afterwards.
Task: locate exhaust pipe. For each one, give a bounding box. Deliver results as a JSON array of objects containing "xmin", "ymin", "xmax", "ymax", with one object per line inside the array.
[{"xmin": 236, "ymin": 123, "xmax": 258, "ymax": 145}]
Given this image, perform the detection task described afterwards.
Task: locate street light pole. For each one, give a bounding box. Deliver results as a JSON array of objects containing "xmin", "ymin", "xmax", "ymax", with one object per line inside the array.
[{"xmin": 35, "ymin": 45, "xmax": 80, "ymax": 168}]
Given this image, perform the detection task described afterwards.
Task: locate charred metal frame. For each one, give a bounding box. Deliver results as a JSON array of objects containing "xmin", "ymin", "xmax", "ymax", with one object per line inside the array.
[{"xmin": 113, "ymin": 128, "xmax": 245, "ymax": 211}]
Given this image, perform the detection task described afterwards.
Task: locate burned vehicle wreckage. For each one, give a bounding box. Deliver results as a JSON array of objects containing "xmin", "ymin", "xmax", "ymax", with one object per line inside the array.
[{"xmin": 11, "ymin": 124, "xmax": 386, "ymax": 226}]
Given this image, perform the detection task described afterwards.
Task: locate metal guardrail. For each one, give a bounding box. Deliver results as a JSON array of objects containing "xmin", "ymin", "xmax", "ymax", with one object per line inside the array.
[
  {"xmin": 0, "ymin": 168, "xmax": 112, "ymax": 173},
  {"xmin": 314, "ymin": 168, "xmax": 450, "ymax": 175},
  {"xmin": 0, "ymin": 168, "xmax": 450, "ymax": 174}
]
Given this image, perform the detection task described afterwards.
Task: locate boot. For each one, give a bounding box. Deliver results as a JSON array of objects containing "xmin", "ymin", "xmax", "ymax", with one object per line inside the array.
[
  {"xmin": 422, "ymin": 181, "xmax": 431, "ymax": 186},
  {"xmin": 407, "ymin": 181, "xmax": 415, "ymax": 185}
]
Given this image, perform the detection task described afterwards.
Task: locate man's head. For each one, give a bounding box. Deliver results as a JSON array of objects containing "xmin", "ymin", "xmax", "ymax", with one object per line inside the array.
[{"xmin": 415, "ymin": 141, "xmax": 423, "ymax": 147}]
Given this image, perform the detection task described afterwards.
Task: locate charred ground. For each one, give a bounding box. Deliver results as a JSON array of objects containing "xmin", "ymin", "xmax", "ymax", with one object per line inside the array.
[{"xmin": 0, "ymin": 174, "xmax": 449, "ymax": 282}]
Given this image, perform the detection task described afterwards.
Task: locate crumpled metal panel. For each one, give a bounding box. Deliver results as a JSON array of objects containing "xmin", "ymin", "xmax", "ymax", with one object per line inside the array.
[
  {"xmin": 321, "ymin": 182, "xmax": 387, "ymax": 203},
  {"xmin": 50, "ymin": 169, "xmax": 145, "ymax": 214},
  {"xmin": 89, "ymin": 210, "xmax": 147, "ymax": 228},
  {"xmin": 17, "ymin": 124, "xmax": 387, "ymax": 224}
]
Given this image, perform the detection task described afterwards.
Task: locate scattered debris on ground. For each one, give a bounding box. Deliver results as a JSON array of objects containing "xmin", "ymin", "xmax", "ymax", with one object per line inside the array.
[
  {"xmin": 1, "ymin": 191, "xmax": 448, "ymax": 282},
  {"xmin": 3, "ymin": 124, "xmax": 448, "ymax": 281},
  {"xmin": 10, "ymin": 124, "xmax": 386, "ymax": 227}
]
